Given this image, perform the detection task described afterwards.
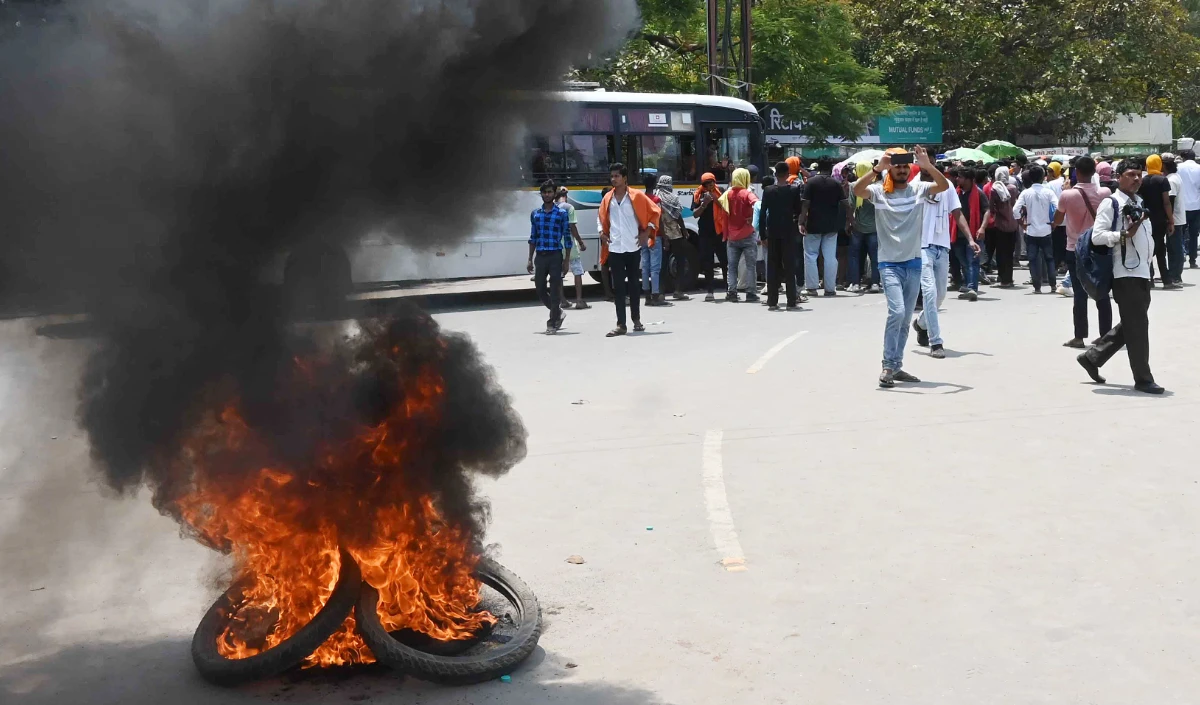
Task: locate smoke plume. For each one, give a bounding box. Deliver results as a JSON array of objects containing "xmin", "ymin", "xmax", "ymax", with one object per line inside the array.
[{"xmin": 0, "ymin": 0, "xmax": 637, "ymax": 541}]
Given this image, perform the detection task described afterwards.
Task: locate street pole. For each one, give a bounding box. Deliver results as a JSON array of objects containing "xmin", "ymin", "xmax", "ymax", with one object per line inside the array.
[
  {"xmin": 741, "ymin": 0, "xmax": 752, "ymax": 101},
  {"xmin": 707, "ymin": 0, "xmax": 719, "ymax": 95}
]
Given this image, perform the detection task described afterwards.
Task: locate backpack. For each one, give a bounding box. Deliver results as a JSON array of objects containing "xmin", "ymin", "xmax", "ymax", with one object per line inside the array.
[{"xmin": 1075, "ymin": 195, "xmax": 1118, "ymax": 301}]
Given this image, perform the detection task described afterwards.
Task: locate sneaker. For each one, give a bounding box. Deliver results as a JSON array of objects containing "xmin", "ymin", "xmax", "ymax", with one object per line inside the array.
[
  {"xmin": 824, "ymin": 290, "xmax": 837, "ymax": 297},
  {"xmin": 869, "ymin": 284, "xmax": 882, "ymax": 294},
  {"xmin": 704, "ymin": 293, "xmax": 716, "ymax": 302},
  {"xmin": 545, "ymin": 325, "xmax": 555, "ymax": 335},
  {"xmin": 849, "ymin": 284, "xmax": 861, "ymax": 293},
  {"xmin": 912, "ymin": 319, "xmax": 929, "ymax": 347},
  {"xmin": 745, "ymin": 294, "xmax": 761, "ymax": 303},
  {"xmin": 553, "ymin": 312, "xmax": 566, "ymax": 332},
  {"xmin": 1062, "ymin": 338, "xmax": 1085, "ymax": 349},
  {"xmin": 957, "ymin": 291, "xmax": 971, "ymax": 300},
  {"xmin": 836, "ymin": 283, "xmax": 847, "ymax": 291},
  {"xmin": 798, "ymin": 293, "xmax": 810, "ymax": 303},
  {"xmin": 965, "ymin": 289, "xmax": 978, "ymax": 302},
  {"xmin": 725, "ymin": 293, "xmax": 739, "ymax": 302},
  {"xmin": 930, "ymin": 344, "xmax": 946, "ymax": 359},
  {"xmin": 1076, "ymin": 353, "xmax": 1106, "ymax": 384},
  {"xmin": 1056, "ymin": 285, "xmax": 1071, "ymax": 297},
  {"xmin": 806, "ymin": 288, "xmax": 819, "ymax": 297},
  {"xmin": 1135, "ymin": 381, "xmax": 1165, "ymax": 394},
  {"xmin": 785, "ymin": 303, "xmax": 801, "ymax": 310},
  {"xmin": 878, "ymin": 368, "xmax": 895, "ymax": 388},
  {"xmin": 672, "ymin": 293, "xmax": 691, "ymax": 301},
  {"xmin": 892, "ymin": 370, "xmax": 921, "ymax": 383},
  {"xmin": 767, "ymin": 305, "xmax": 780, "ymax": 311}
]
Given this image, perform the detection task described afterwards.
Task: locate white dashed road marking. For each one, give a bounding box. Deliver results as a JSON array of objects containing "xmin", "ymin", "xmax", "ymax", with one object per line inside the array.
[
  {"xmin": 746, "ymin": 331, "xmax": 807, "ymax": 374},
  {"xmin": 702, "ymin": 429, "xmax": 746, "ymax": 572}
]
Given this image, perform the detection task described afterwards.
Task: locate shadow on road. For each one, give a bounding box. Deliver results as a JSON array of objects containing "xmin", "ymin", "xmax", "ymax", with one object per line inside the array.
[{"xmin": 0, "ymin": 639, "xmax": 677, "ymax": 705}]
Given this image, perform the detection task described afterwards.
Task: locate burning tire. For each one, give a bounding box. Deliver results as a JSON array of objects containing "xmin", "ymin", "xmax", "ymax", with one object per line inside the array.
[
  {"xmin": 191, "ymin": 549, "xmax": 362, "ymax": 686},
  {"xmin": 356, "ymin": 557, "xmax": 542, "ymax": 684}
]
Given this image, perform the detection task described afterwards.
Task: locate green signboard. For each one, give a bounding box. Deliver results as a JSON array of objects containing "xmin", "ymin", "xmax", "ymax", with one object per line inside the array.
[{"xmin": 876, "ymin": 107, "xmax": 943, "ymax": 144}]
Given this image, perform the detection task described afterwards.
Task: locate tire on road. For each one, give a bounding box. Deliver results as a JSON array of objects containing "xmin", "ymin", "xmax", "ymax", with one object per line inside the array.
[
  {"xmin": 661, "ymin": 234, "xmax": 699, "ymax": 292},
  {"xmin": 191, "ymin": 549, "xmax": 362, "ymax": 687},
  {"xmin": 355, "ymin": 557, "xmax": 542, "ymax": 685}
]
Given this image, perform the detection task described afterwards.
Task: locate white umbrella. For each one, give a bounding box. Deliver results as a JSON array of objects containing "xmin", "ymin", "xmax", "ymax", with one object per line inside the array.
[{"xmin": 833, "ymin": 149, "xmax": 886, "ymax": 181}]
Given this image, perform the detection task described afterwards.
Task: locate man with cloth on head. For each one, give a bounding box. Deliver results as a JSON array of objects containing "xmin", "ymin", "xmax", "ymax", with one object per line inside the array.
[{"xmin": 852, "ymin": 146, "xmax": 951, "ymax": 388}]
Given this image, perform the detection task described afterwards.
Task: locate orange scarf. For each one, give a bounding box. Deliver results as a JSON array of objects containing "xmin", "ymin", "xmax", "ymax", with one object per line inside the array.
[{"xmin": 786, "ymin": 157, "xmax": 801, "ymax": 184}]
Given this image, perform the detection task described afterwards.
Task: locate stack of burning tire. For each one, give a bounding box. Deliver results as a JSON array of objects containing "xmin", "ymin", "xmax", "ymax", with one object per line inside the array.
[{"xmin": 191, "ymin": 551, "xmax": 542, "ymax": 686}]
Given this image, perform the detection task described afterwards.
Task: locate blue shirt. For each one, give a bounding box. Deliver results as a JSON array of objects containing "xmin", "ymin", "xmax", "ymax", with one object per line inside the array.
[{"xmin": 530, "ymin": 205, "xmax": 572, "ymax": 253}]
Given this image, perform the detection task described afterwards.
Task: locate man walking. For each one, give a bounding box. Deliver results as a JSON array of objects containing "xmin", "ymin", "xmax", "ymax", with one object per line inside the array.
[
  {"xmin": 1053, "ymin": 156, "xmax": 1112, "ymax": 348},
  {"xmin": 1077, "ymin": 161, "xmax": 1164, "ymax": 394},
  {"xmin": 1165, "ymin": 155, "xmax": 1188, "ymax": 284},
  {"xmin": 759, "ymin": 161, "xmax": 804, "ymax": 310},
  {"xmin": 914, "ymin": 168, "xmax": 975, "ymax": 358},
  {"xmin": 527, "ymin": 180, "xmax": 572, "ymax": 333},
  {"xmin": 1138, "ymin": 154, "xmax": 1177, "ymax": 288},
  {"xmin": 954, "ymin": 168, "xmax": 988, "ymax": 300},
  {"xmin": 1177, "ymin": 150, "xmax": 1200, "ymax": 268},
  {"xmin": 800, "ymin": 157, "xmax": 845, "ymax": 297},
  {"xmin": 598, "ymin": 163, "xmax": 661, "ymax": 337},
  {"xmin": 1014, "ymin": 165, "xmax": 1059, "ymax": 293},
  {"xmin": 853, "ymin": 146, "xmax": 951, "ymax": 387},
  {"xmin": 556, "ymin": 186, "xmax": 589, "ymax": 310}
]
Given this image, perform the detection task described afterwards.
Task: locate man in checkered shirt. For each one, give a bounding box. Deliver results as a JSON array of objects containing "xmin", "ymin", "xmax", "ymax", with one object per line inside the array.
[{"xmin": 527, "ymin": 180, "xmax": 572, "ymax": 333}]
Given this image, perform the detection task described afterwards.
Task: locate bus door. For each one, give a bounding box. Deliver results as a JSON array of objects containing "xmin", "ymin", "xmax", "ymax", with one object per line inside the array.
[{"xmin": 699, "ymin": 122, "xmax": 757, "ymax": 183}]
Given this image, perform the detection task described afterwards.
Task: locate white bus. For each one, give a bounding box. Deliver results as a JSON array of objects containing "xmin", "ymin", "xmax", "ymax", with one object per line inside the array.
[{"xmin": 283, "ymin": 91, "xmax": 765, "ymax": 299}]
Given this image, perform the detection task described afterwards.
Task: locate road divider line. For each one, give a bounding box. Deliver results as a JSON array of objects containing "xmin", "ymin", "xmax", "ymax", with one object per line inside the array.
[
  {"xmin": 702, "ymin": 430, "xmax": 747, "ymax": 572},
  {"xmin": 746, "ymin": 331, "xmax": 807, "ymax": 374}
]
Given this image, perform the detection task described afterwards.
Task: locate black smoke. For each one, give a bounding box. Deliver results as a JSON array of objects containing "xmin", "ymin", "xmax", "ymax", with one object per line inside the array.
[{"xmin": 0, "ymin": 0, "xmax": 636, "ymax": 538}]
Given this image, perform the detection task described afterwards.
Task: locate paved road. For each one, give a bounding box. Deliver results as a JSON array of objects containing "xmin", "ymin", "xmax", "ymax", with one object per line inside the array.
[{"xmin": 3, "ymin": 273, "xmax": 1200, "ymax": 704}]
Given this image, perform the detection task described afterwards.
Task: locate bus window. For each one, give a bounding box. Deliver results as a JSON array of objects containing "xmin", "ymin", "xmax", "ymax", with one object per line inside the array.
[
  {"xmin": 636, "ymin": 134, "xmax": 697, "ymax": 184},
  {"xmin": 703, "ymin": 126, "xmax": 752, "ymax": 182},
  {"xmin": 562, "ymin": 134, "xmax": 615, "ymax": 185},
  {"xmin": 526, "ymin": 135, "xmax": 561, "ymax": 184}
]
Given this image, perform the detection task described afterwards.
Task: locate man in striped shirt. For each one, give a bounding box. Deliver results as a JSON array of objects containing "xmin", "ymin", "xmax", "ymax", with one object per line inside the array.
[{"xmin": 527, "ymin": 180, "xmax": 572, "ymax": 334}]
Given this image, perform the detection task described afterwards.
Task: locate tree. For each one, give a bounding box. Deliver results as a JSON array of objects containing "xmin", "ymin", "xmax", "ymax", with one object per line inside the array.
[
  {"xmin": 849, "ymin": 0, "xmax": 1200, "ymax": 144},
  {"xmin": 572, "ymin": 0, "xmax": 897, "ymax": 142}
]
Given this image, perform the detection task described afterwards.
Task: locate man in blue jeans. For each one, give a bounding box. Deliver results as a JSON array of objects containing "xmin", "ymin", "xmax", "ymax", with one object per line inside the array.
[
  {"xmin": 852, "ymin": 146, "xmax": 951, "ymax": 387},
  {"xmin": 914, "ymin": 169, "xmax": 975, "ymax": 358},
  {"xmin": 800, "ymin": 157, "xmax": 846, "ymax": 297},
  {"xmin": 1175, "ymin": 149, "xmax": 1200, "ymax": 268}
]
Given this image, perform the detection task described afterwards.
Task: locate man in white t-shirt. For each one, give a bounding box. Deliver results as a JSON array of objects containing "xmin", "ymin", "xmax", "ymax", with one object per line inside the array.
[
  {"xmin": 913, "ymin": 167, "xmax": 974, "ymax": 358},
  {"xmin": 1176, "ymin": 149, "xmax": 1200, "ymax": 267}
]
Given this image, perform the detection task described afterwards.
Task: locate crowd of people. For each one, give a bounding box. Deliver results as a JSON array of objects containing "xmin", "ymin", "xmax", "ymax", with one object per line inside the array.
[{"xmin": 528, "ymin": 146, "xmax": 1200, "ymax": 392}]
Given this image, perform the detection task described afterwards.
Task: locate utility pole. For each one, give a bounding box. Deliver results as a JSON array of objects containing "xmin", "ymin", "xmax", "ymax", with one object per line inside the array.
[{"xmin": 706, "ymin": 0, "xmax": 753, "ymax": 100}]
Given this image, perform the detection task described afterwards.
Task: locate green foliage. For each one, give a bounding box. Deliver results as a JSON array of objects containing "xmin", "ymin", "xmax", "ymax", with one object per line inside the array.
[{"xmin": 849, "ymin": 0, "xmax": 1200, "ymax": 143}]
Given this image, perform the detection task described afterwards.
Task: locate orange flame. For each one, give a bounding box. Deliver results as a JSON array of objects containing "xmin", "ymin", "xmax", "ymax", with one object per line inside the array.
[{"xmin": 173, "ymin": 355, "xmax": 492, "ymax": 667}]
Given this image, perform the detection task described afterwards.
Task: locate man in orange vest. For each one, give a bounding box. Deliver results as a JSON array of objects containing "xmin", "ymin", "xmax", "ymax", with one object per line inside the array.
[{"xmin": 599, "ymin": 163, "xmax": 661, "ymax": 337}]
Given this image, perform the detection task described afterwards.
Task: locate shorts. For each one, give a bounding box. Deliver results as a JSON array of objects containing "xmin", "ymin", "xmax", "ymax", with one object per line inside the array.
[{"xmin": 569, "ymin": 258, "xmax": 584, "ymax": 276}]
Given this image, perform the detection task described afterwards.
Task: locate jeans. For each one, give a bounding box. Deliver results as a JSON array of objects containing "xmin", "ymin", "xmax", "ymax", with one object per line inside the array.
[
  {"xmin": 917, "ymin": 246, "xmax": 950, "ymax": 346},
  {"xmin": 726, "ymin": 238, "xmax": 758, "ymax": 296},
  {"xmin": 1168, "ymin": 223, "xmax": 1187, "ymax": 283},
  {"xmin": 1086, "ymin": 277, "xmax": 1153, "ymax": 385},
  {"xmin": 953, "ymin": 237, "xmax": 980, "ymax": 291},
  {"xmin": 698, "ymin": 232, "xmax": 728, "ymax": 294},
  {"xmin": 881, "ymin": 265, "xmax": 921, "ymax": 371},
  {"xmin": 641, "ymin": 237, "xmax": 663, "ymax": 294},
  {"xmin": 533, "ymin": 249, "xmax": 564, "ymax": 327},
  {"xmin": 1026, "ymin": 234, "xmax": 1056, "ymax": 289},
  {"xmin": 850, "ymin": 231, "xmax": 879, "ymax": 287},
  {"xmin": 804, "ymin": 232, "xmax": 838, "ymax": 292},
  {"xmin": 766, "ymin": 234, "xmax": 799, "ymax": 306},
  {"xmin": 1187, "ymin": 210, "xmax": 1200, "ymax": 264},
  {"xmin": 608, "ymin": 250, "xmax": 641, "ymax": 327}
]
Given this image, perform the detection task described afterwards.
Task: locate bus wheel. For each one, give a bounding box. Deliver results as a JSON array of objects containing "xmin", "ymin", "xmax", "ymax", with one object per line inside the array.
[
  {"xmin": 283, "ymin": 241, "xmax": 352, "ymax": 318},
  {"xmin": 587, "ymin": 270, "xmax": 605, "ymax": 284},
  {"xmin": 662, "ymin": 238, "xmax": 699, "ymax": 292}
]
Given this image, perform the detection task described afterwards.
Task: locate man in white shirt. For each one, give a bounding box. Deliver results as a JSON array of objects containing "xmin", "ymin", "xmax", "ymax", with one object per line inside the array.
[
  {"xmin": 1077, "ymin": 161, "xmax": 1163, "ymax": 394},
  {"xmin": 1014, "ymin": 165, "xmax": 1059, "ymax": 293},
  {"xmin": 599, "ymin": 162, "xmax": 661, "ymax": 337},
  {"xmin": 913, "ymin": 168, "xmax": 974, "ymax": 358},
  {"xmin": 1164, "ymin": 155, "xmax": 1188, "ymax": 282},
  {"xmin": 1176, "ymin": 149, "xmax": 1200, "ymax": 267}
]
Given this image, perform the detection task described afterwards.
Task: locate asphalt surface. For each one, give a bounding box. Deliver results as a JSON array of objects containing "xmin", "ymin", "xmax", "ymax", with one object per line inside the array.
[{"xmin": 3, "ymin": 270, "xmax": 1200, "ymax": 704}]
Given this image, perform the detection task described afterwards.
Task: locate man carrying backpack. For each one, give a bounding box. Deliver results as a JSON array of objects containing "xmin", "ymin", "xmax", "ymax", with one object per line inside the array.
[
  {"xmin": 1054, "ymin": 156, "xmax": 1112, "ymax": 348},
  {"xmin": 1076, "ymin": 161, "xmax": 1164, "ymax": 394}
]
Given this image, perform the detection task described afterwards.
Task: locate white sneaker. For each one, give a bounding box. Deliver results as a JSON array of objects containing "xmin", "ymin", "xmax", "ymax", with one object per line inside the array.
[
  {"xmin": 849, "ymin": 284, "xmax": 861, "ymax": 293},
  {"xmin": 1056, "ymin": 285, "xmax": 1072, "ymax": 297},
  {"xmin": 869, "ymin": 284, "xmax": 882, "ymax": 294}
]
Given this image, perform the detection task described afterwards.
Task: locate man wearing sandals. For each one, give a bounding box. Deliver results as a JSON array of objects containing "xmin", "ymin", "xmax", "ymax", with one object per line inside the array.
[
  {"xmin": 852, "ymin": 146, "xmax": 951, "ymax": 388},
  {"xmin": 599, "ymin": 162, "xmax": 661, "ymax": 337}
]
